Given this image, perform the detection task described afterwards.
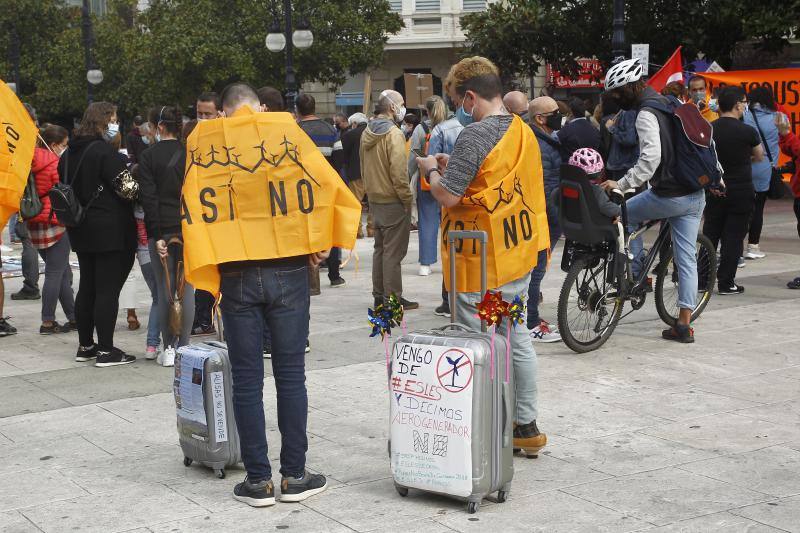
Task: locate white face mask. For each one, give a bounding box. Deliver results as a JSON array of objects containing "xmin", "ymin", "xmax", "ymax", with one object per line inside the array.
[
  {"xmin": 104, "ymin": 122, "xmax": 120, "ymax": 141},
  {"xmin": 395, "ymin": 105, "xmax": 407, "ymax": 123}
]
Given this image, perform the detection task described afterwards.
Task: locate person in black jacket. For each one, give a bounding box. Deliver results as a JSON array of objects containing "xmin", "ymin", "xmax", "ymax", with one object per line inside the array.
[
  {"xmin": 138, "ymin": 105, "xmax": 194, "ymax": 367},
  {"xmin": 58, "ymin": 102, "xmax": 137, "ymax": 367},
  {"xmin": 341, "ymin": 113, "xmax": 369, "ymax": 237},
  {"xmin": 557, "ymin": 97, "xmax": 601, "ymax": 161}
]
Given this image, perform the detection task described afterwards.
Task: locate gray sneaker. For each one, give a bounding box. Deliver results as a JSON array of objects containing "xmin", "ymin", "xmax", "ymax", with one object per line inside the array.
[
  {"xmin": 233, "ymin": 477, "xmax": 276, "ymax": 507},
  {"xmin": 280, "ymin": 470, "xmax": 328, "ymax": 502}
]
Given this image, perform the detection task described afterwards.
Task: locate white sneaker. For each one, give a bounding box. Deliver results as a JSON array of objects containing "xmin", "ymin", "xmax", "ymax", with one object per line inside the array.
[
  {"xmin": 161, "ymin": 347, "xmax": 176, "ymax": 367},
  {"xmin": 745, "ymin": 244, "xmax": 766, "ymax": 259},
  {"xmin": 530, "ymin": 321, "xmax": 562, "ymax": 343},
  {"xmin": 418, "ymin": 265, "xmax": 431, "ymax": 276}
]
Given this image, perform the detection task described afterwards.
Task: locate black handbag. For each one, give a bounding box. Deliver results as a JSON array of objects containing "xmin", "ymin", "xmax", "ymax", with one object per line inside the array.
[
  {"xmin": 48, "ymin": 141, "xmax": 101, "ymax": 227},
  {"xmin": 751, "ymin": 110, "xmax": 787, "ymax": 200}
]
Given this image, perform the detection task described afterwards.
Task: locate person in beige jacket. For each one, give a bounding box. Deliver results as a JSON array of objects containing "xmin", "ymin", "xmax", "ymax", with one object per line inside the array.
[{"xmin": 360, "ymin": 90, "xmax": 418, "ymax": 310}]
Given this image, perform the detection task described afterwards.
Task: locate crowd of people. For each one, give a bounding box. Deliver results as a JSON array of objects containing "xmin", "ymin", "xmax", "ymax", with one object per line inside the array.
[{"xmin": 1, "ymin": 54, "xmax": 799, "ymax": 507}]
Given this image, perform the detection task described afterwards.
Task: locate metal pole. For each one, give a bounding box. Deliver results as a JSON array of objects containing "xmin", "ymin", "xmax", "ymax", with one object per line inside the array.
[
  {"xmin": 611, "ymin": 0, "xmax": 626, "ymax": 64},
  {"xmin": 81, "ymin": 0, "xmax": 94, "ymax": 104},
  {"xmin": 9, "ymin": 28, "xmax": 20, "ymax": 93},
  {"xmin": 284, "ymin": 0, "xmax": 297, "ymax": 112}
]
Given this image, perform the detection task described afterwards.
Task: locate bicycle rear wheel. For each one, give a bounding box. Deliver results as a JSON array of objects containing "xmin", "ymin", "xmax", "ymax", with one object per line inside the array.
[
  {"xmin": 557, "ymin": 256, "xmax": 623, "ymax": 353},
  {"xmin": 654, "ymin": 233, "xmax": 717, "ymax": 327}
]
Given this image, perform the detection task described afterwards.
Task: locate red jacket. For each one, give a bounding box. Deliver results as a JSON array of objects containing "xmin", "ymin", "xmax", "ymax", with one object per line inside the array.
[
  {"xmin": 779, "ymin": 131, "xmax": 800, "ymax": 198},
  {"xmin": 28, "ymin": 147, "xmax": 62, "ymax": 225}
]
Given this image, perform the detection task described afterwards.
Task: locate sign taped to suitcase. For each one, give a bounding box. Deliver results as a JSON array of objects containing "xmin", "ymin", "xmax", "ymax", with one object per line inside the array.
[{"xmin": 390, "ymin": 342, "xmax": 475, "ymax": 497}]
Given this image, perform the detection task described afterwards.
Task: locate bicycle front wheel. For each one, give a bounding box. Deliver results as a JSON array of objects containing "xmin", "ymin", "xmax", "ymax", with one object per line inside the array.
[
  {"xmin": 557, "ymin": 256, "xmax": 623, "ymax": 354},
  {"xmin": 654, "ymin": 233, "xmax": 717, "ymax": 327}
]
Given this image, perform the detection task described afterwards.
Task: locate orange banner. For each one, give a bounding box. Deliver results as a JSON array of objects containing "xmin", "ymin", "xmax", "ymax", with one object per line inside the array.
[
  {"xmin": 702, "ymin": 69, "xmax": 800, "ymax": 171},
  {"xmin": 0, "ymin": 80, "xmax": 38, "ymax": 229}
]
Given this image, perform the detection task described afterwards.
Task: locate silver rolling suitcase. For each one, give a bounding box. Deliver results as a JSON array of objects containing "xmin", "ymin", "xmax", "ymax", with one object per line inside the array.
[
  {"xmin": 175, "ymin": 339, "xmax": 241, "ymax": 478},
  {"xmin": 389, "ymin": 230, "xmax": 514, "ymax": 514}
]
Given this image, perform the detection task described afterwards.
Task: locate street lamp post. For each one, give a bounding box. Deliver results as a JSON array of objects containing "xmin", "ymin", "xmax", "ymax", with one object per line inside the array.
[
  {"xmin": 611, "ymin": 0, "xmax": 626, "ymax": 64},
  {"xmin": 266, "ymin": 0, "xmax": 314, "ymax": 111},
  {"xmin": 81, "ymin": 0, "xmax": 102, "ymax": 104},
  {"xmin": 8, "ymin": 28, "xmax": 20, "ymax": 94}
]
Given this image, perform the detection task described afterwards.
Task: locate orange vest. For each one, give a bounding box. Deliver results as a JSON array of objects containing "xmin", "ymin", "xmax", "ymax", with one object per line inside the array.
[{"xmin": 442, "ymin": 115, "xmax": 549, "ymax": 294}]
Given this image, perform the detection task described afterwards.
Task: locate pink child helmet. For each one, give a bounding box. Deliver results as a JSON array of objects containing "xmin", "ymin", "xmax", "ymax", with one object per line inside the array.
[{"xmin": 568, "ymin": 147, "xmax": 604, "ymax": 175}]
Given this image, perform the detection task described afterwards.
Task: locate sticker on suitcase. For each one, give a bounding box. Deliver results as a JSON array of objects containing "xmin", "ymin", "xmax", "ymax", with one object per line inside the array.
[{"xmin": 390, "ymin": 343, "xmax": 474, "ymax": 497}]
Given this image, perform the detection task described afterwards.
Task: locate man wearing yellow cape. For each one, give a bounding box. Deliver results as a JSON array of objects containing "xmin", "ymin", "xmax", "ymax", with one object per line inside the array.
[
  {"xmin": 181, "ymin": 83, "xmax": 360, "ymax": 506},
  {"xmin": 0, "ymin": 80, "xmax": 38, "ymax": 336},
  {"xmin": 416, "ymin": 57, "xmax": 549, "ymax": 458}
]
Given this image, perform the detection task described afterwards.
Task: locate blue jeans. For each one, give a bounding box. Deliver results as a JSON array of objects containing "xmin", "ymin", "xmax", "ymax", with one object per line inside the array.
[
  {"xmin": 527, "ymin": 185, "xmax": 561, "ymax": 328},
  {"xmin": 219, "ymin": 258, "xmax": 310, "ymax": 482},
  {"xmin": 139, "ymin": 260, "xmax": 161, "ymax": 348},
  {"xmin": 416, "ymin": 188, "xmax": 441, "ymax": 266},
  {"xmin": 627, "ymin": 189, "xmax": 705, "ymax": 310}
]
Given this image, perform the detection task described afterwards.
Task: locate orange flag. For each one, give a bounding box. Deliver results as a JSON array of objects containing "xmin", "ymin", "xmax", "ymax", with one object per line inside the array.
[
  {"xmin": 0, "ymin": 81, "xmax": 38, "ymax": 229},
  {"xmin": 181, "ymin": 106, "xmax": 361, "ymax": 295}
]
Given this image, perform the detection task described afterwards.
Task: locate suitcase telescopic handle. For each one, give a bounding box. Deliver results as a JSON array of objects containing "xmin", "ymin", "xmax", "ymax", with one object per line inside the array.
[{"xmin": 447, "ymin": 230, "xmax": 488, "ymax": 333}]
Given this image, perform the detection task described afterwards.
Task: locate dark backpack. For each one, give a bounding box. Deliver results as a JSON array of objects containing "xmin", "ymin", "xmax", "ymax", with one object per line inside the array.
[
  {"xmin": 19, "ymin": 171, "xmax": 43, "ymax": 220},
  {"xmin": 49, "ymin": 141, "xmax": 101, "ymax": 227},
  {"xmin": 655, "ymin": 101, "xmax": 724, "ymax": 191}
]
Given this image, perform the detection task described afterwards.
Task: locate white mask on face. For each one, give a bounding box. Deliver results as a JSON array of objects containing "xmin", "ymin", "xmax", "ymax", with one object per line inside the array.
[
  {"xmin": 104, "ymin": 122, "xmax": 120, "ymax": 141},
  {"xmin": 395, "ymin": 105, "xmax": 407, "ymax": 123}
]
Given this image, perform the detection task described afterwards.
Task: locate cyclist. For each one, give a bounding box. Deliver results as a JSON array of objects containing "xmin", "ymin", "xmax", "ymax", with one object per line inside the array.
[{"xmin": 599, "ymin": 59, "xmax": 706, "ymax": 344}]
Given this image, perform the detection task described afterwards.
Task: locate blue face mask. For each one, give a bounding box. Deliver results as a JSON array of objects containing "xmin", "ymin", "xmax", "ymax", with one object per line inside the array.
[
  {"xmin": 456, "ymin": 105, "xmax": 474, "ymax": 127},
  {"xmin": 142, "ymin": 136, "xmax": 151, "ymax": 146},
  {"xmin": 155, "ymin": 133, "xmax": 162, "ymax": 143}
]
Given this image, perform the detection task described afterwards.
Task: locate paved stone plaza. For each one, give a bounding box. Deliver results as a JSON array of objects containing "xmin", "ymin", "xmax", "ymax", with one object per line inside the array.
[{"xmin": 0, "ymin": 199, "xmax": 799, "ymax": 533}]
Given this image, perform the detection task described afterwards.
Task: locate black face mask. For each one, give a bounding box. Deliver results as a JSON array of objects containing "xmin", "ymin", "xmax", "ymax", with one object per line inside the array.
[{"xmin": 545, "ymin": 112, "xmax": 563, "ymax": 131}]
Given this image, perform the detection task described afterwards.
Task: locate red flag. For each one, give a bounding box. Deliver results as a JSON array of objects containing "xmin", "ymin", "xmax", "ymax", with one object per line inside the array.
[{"xmin": 647, "ymin": 46, "xmax": 683, "ymax": 92}]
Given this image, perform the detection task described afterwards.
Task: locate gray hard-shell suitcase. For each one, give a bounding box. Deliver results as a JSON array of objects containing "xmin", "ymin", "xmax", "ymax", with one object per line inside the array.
[
  {"xmin": 389, "ymin": 231, "xmax": 515, "ymax": 514},
  {"xmin": 175, "ymin": 339, "xmax": 242, "ymax": 478}
]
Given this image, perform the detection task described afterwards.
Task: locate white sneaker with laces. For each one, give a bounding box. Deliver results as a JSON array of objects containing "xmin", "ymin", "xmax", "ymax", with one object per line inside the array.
[
  {"xmin": 530, "ymin": 321, "xmax": 562, "ymax": 343},
  {"xmin": 161, "ymin": 347, "xmax": 176, "ymax": 367},
  {"xmin": 745, "ymin": 244, "xmax": 766, "ymax": 259},
  {"xmin": 418, "ymin": 265, "xmax": 431, "ymax": 276}
]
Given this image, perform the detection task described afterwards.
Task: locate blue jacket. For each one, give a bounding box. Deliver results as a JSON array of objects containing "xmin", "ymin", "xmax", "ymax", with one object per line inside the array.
[
  {"xmin": 533, "ymin": 125, "xmax": 562, "ymax": 193},
  {"xmin": 744, "ymin": 106, "xmax": 779, "ymax": 192},
  {"xmin": 606, "ymin": 110, "xmax": 640, "ymax": 173},
  {"xmin": 428, "ymin": 117, "xmax": 463, "ymax": 156}
]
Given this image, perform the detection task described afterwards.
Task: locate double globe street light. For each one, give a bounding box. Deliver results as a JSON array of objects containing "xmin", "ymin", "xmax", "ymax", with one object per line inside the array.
[{"xmin": 265, "ymin": 0, "xmax": 314, "ymax": 111}]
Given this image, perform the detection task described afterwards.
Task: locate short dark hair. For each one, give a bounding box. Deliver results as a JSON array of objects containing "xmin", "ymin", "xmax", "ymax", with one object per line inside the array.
[
  {"xmin": 148, "ymin": 105, "xmax": 183, "ymax": 136},
  {"xmin": 748, "ymin": 85, "xmax": 776, "ymax": 111},
  {"xmin": 687, "ymin": 75, "xmax": 706, "ymax": 89},
  {"xmin": 458, "ymin": 74, "xmax": 502, "ymax": 100},
  {"xmin": 40, "ymin": 124, "xmax": 68, "ymax": 147},
  {"xmin": 599, "ymin": 92, "xmax": 619, "ymax": 116},
  {"xmin": 257, "ymin": 86, "xmax": 285, "ymax": 111},
  {"xmin": 296, "ymin": 93, "xmax": 315, "ymax": 116},
  {"xmin": 133, "ymin": 115, "xmax": 144, "ymax": 126},
  {"xmin": 718, "ymin": 86, "xmax": 746, "ymax": 113},
  {"xmin": 197, "ymin": 91, "xmax": 221, "ymax": 110},
  {"xmin": 220, "ymin": 83, "xmax": 259, "ymax": 111},
  {"xmin": 403, "ymin": 113, "xmax": 420, "ymax": 127},
  {"xmin": 568, "ymin": 97, "xmax": 586, "ymax": 118},
  {"xmin": 75, "ymin": 101, "xmax": 116, "ymax": 138}
]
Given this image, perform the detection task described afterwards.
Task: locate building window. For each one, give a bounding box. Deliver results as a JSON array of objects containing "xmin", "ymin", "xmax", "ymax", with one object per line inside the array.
[
  {"xmin": 415, "ymin": 0, "xmax": 440, "ymax": 12},
  {"xmin": 65, "ymin": 0, "xmax": 108, "ymax": 15},
  {"xmin": 389, "ymin": 0, "xmax": 402, "ymax": 11},
  {"xmin": 462, "ymin": 0, "xmax": 486, "ymax": 11}
]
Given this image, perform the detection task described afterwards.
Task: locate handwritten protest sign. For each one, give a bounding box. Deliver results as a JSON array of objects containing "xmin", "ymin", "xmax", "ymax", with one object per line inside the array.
[{"xmin": 390, "ymin": 342, "xmax": 474, "ymax": 497}]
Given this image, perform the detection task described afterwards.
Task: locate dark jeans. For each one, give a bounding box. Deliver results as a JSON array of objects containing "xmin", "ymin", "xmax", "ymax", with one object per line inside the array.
[
  {"xmin": 703, "ymin": 189, "xmax": 755, "ymax": 289},
  {"xmin": 219, "ymin": 258, "xmax": 310, "ymax": 482},
  {"xmin": 193, "ymin": 289, "xmax": 215, "ymax": 330},
  {"xmin": 527, "ymin": 187, "xmax": 561, "ymax": 328},
  {"xmin": 748, "ymin": 191, "xmax": 768, "ymax": 244},
  {"xmin": 37, "ymin": 234, "xmax": 75, "ymax": 323},
  {"xmin": 15, "ymin": 222, "xmax": 39, "ymax": 293},
  {"xmin": 75, "ymin": 249, "xmax": 135, "ymax": 351},
  {"xmin": 326, "ymin": 248, "xmax": 341, "ymax": 281}
]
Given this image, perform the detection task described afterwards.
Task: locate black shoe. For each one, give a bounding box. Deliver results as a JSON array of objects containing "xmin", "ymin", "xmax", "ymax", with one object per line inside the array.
[
  {"xmin": 263, "ymin": 344, "xmax": 272, "ymax": 359},
  {"xmin": 662, "ymin": 324, "xmax": 695, "ymax": 343},
  {"xmin": 95, "ymin": 347, "xmax": 136, "ymax": 367},
  {"xmin": 11, "ymin": 289, "xmax": 40, "ymax": 300},
  {"xmin": 0, "ymin": 318, "xmax": 17, "ymax": 336},
  {"xmin": 39, "ymin": 322, "xmax": 63, "ymax": 335},
  {"xmin": 191, "ymin": 324, "xmax": 216, "ymax": 336},
  {"xmin": 233, "ymin": 477, "xmax": 276, "ymax": 507},
  {"xmin": 718, "ymin": 284, "xmax": 745, "ymax": 295},
  {"xmin": 75, "ymin": 345, "xmax": 97, "ymax": 362},
  {"xmin": 788, "ymin": 277, "xmax": 800, "ymax": 290},
  {"xmin": 400, "ymin": 298, "xmax": 419, "ymax": 311},
  {"xmin": 280, "ymin": 470, "xmax": 328, "ymax": 502},
  {"xmin": 434, "ymin": 303, "xmax": 451, "ymax": 317},
  {"xmin": 60, "ymin": 321, "xmax": 78, "ymax": 333},
  {"xmin": 330, "ymin": 277, "xmax": 346, "ymax": 288},
  {"xmin": 305, "ymin": 339, "xmax": 311, "ymax": 353}
]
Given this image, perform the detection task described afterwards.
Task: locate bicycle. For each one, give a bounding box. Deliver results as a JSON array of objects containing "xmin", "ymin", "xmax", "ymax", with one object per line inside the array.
[{"xmin": 555, "ymin": 175, "xmax": 717, "ymax": 354}]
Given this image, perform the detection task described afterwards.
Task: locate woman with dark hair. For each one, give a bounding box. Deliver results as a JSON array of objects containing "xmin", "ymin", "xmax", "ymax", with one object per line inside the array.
[
  {"xmin": 28, "ymin": 125, "xmax": 76, "ymax": 335},
  {"xmin": 138, "ymin": 105, "xmax": 194, "ymax": 367},
  {"xmin": 58, "ymin": 102, "xmax": 137, "ymax": 367},
  {"xmin": 744, "ymin": 86, "xmax": 780, "ymax": 260}
]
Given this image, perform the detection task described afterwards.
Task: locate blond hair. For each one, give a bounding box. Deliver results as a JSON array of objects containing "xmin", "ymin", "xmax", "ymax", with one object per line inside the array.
[
  {"xmin": 425, "ymin": 96, "xmax": 447, "ymax": 128},
  {"xmin": 444, "ymin": 56, "xmax": 501, "ymax": 96}
]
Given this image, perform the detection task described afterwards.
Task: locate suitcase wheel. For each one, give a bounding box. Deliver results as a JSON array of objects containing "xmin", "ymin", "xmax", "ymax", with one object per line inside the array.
[
  {"xmin": 467, "ymin": 501, "xmax": 479, "ymax": 514},
  {"xmin": 215, "ymin": 468, "xmax": 226, "ymax": 479},
  {"xmin": 183, "ymin": 457, "xmax": 193, "ymax": 467},
  {"xmin": 394, "ymin": 484, "xmax": 408, "ymax": 497},
  {"xmin": 497, "ymin": 490, "xmax": 508, "ymax": 503}
]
